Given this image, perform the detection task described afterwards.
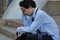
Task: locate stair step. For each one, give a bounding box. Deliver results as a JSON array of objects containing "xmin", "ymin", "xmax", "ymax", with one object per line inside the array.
[
  {"xmin": 0, "ymin": 20, "xmax": 23, "ymax": 28},
  {"xmin": 0, "ymin": 33, "xmax": 13, "ymax": 40},
  {"xmin": 0, "ymin": 25, "xmax": 17, "ymax": 39},
  {"xmin": 6, "ymin": 20, "xmax": 23, "ymax": 28},
  {"xmin": 0, "ymin": 25, "xmax": 16, "ymax": 34},
  {"xmin": 6, "ymin": 20, "xmax": 23, "ymax": 24}
]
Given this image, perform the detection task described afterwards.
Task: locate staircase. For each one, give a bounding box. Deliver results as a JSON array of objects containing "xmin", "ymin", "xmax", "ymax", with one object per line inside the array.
[
  {"xmin": 0, "ymin": 33, "xmax": 13, "ymax": 40},
  {"xmin": 0, "ymin": 20, "xmax": 23, "ymax": 40},
  {"xmin": 0, "ymin": 16, "xmax": 60, "ymax": 40},
  {"xmin": 0, "ymin": 25, "xmax": 16, "ymax": 39}
]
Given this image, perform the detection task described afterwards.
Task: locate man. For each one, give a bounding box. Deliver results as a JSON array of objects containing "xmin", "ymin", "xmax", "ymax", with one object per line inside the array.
[{"xmin": 17, "ymin": 0, "xmax": 59, "ymax": 40}]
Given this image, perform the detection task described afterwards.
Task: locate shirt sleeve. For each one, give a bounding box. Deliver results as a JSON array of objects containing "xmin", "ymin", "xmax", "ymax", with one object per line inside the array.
[{"xmin": 17, "ymin": 13, "xmax": 44, "ymax": 33}]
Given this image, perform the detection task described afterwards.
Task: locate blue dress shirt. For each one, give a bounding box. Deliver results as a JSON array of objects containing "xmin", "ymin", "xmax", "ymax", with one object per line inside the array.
[{"xmin": 17, "ymin": 8, "xmax": 59, "ymax": 40}]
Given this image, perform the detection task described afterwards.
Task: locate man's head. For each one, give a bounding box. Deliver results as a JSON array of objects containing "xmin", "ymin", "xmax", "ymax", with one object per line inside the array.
[{"xmin": 19, "ymin": 0, "xmax": 36, "ymax": 16}]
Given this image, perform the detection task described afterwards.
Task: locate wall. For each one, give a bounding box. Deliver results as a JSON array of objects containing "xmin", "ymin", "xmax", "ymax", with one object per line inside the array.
[{"xmin": 43, "ymin": 1, "xmax": 60, "ymax": 16}]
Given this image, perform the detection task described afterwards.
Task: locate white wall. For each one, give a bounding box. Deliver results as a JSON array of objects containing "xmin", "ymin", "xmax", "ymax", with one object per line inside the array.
[
  {"xmin": 2, "ymin": 0, "xmax": 48, "ymax": 20},
  {"xmin": 49, "ymin": 0, "xmax": 60, "ymax": 1}
]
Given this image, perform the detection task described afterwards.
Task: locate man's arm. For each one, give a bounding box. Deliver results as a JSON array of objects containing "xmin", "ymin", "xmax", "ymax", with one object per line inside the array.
[
  {"xmin": 17, "ymin": 13, "xmax": 44, "ymax": 33},
  {"xmin": 22, "ymin": 15, "xmax": 32, "ymax": 27}
]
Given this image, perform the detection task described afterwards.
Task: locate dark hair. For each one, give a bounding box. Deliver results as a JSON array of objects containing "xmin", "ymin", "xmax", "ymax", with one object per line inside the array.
[{"xmin": 19, "ymin": 0, "xmax": 36, "ymax": 9}]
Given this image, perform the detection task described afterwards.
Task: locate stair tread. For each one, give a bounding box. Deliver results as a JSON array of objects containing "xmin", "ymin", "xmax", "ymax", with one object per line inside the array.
[
  {"xmin": 6, "ymin": 19, "xmax": 23, "ymax": 24},
  {"xmin": 0, "ymin": 33, "xmax": 13, "ymax": 40},
  {"xmin": 0, "ymin": 25, "xmax": 16, "ymax": 34}
]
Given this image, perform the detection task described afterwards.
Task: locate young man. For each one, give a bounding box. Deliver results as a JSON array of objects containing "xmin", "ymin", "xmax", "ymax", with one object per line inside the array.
[{"xmin": 17, "ymin": 0, "xmax": 59, "ymax": 40}]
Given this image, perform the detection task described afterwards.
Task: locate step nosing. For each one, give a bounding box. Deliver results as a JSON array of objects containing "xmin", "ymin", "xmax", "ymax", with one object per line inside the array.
[
  {"xmin": 0, "ymin": 25, "xmax": 16, "ymax": 34},
  {"xmin": 0, "ymin": 33, "xmax": 13, "ymax": 40},
  {"xmin": 0, "ymin": 28, "xmax": 17, "ymax": 40}
]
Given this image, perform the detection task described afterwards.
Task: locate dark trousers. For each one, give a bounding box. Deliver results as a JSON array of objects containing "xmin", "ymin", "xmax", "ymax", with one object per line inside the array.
[{"xmin": 16, "ymin": 33, "xmax": 53, "ymax": 40}]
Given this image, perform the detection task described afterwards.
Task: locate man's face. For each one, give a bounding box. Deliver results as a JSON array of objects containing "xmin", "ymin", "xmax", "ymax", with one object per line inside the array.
[{"xmin": 21, "ymin": 7, "xmax": 33, "ymax": 16}]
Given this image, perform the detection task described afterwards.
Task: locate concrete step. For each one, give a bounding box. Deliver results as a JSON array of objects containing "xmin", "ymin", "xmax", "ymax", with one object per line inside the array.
[
  {"xmin": 6, "ymin": 20, "xmax": 23, "ymax": 28},
  {"xmin": 0, "ymin": 20, "xmax": 23, "ymax": 28},
  {"xmin": 0, "ymin": 25, "xmax": 17, "ymax": 39},
  {"xmin": 0, "ymin": 25, "xmax": 16, "ymax": 34},
  {"xmin": 0, "ymin": 20, "xmax": 23, "ymax": 40},
  {"xmin": 0, "ymin": 33, "xmax": 13, "ymax": 40}
]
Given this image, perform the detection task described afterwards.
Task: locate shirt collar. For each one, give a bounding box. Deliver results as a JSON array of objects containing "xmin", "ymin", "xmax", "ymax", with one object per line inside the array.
[{"xmin": 32, "ymin": 7, "xmax": 38, "ymax": 18}]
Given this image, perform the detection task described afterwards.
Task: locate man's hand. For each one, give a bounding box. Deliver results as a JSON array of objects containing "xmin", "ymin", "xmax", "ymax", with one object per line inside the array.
[{"xmin": 16, "ymin": 32, "xmax": 20, "ymax": 36}]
